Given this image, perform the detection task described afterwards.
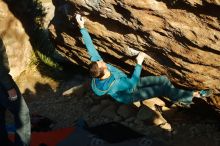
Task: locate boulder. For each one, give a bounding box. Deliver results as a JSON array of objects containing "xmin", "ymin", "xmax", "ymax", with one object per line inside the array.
[
  {"xmin": 117, "ymin": 105, "xmax": 137, "ymax": 119},
  {"xmin": 100, "ymin": 104, "xmax": 117, "ymax": 119},
  {"xmin": 49, "ymin": 0, "xmax": 220, "ymax": 109},
  {"xmin": 137, "ymin": 106, "xmax": 155, "ymax": 121},
  {"xmin": 0, "ymin": 1, "xmax": 32, "ymax": 78}
]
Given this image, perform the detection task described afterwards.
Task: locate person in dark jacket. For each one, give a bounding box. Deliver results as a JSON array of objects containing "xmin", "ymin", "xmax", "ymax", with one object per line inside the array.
[
  {"xmin": 75, "ymin": 14, "xmax": 212, "ymax": 105},
  {"xmin": 0, "ymin": 38, "xmax": 31, "ymax": 146}
]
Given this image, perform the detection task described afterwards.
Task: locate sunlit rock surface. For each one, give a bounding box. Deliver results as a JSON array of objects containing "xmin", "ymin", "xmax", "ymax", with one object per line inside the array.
[
  {"xmin": 0, "ymin": 1, "xmax": 32, "ymax": 78},
  {"xmin": 49, "ymin": 0, "xmax": 220, "ymax": 109}
]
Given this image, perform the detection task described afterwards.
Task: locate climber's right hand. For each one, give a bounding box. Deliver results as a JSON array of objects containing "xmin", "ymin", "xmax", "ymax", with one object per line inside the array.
[
  {"xmin": 136, "ymin": 52, "xmax": 147, "ymax": 65},
  {"xmin": 75, "ymin": 14, "xmax": 85, "ymax": 28}
]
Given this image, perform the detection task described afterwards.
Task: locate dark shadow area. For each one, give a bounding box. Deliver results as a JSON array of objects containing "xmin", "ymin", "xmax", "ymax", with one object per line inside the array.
[
  {"xmin": 113, "ymin": 3, "xmax": 132, "ymax": 21},
  {"xmin": 35, "ymin": 58, "xmax": 89, "ymax": 81},
  {"xmin": 172, "ymin": 33, "xmax": 220, "ymax": 56},
  {"xmin": 23, "ymin": 82, "xmax": 56, "ymax": 102},
  {"xmin": 88, "ymin": 122, "xmax": 144, "ymax": 143},
  {"xmin": 160, "ymin": 96, "xmax": 220, "ymax": 119},
  {"xmin": 191, "ymin": 98, "xmax": 220, "ymax": 119}
]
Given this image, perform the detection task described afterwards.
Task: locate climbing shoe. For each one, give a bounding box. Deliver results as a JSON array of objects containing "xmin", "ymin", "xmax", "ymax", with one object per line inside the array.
[{"xmin": 198, "ymin": 89, "xmax": 213, "ymax": 98}]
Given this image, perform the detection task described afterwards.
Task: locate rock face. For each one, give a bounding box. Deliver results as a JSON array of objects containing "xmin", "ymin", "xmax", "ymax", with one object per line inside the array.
[
  {"xmin": 49, "ymin": 0, "xmax": 220, "ymax": 108},
  {"xmin": 0, "ymin": 1, "xmax": 32, "ymax": 78}
]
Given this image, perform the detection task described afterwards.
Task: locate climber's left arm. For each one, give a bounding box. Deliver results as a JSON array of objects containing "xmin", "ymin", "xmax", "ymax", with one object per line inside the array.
[{"xmin": 76, "ymin": 14, "xmax": 102, "ymax": 61}]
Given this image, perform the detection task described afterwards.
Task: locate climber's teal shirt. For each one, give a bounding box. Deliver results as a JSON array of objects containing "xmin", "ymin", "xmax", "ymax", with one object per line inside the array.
[{"xmin": 80, "ymin": 28, "xmax": 142, "ymax": 104}]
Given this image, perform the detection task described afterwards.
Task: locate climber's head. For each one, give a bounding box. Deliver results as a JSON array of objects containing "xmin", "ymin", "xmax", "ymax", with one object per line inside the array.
[{"xmin": 89, "ymin": 61, "xmax": 108, "ymax": 78}]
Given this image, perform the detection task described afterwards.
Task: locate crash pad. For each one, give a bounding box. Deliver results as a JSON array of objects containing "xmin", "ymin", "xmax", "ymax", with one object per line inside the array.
[{"xmin": 9, "ymin": 127, "xmax": 74, "ymax": 146}]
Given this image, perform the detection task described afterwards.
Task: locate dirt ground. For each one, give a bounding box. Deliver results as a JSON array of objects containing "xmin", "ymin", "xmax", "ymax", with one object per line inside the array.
[{"xmin": 7, "ymin": 64, "xmax": 220, "ymax": 146}]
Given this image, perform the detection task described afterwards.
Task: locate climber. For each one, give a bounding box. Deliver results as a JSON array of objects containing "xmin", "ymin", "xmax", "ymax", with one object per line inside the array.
[
  {"xmin": 0, "ymin": 38, "xmax": 31, "ymax": 146},
  {"xmin": 75, "ymin": 14, "xmax": 212, "ymax": 106}
]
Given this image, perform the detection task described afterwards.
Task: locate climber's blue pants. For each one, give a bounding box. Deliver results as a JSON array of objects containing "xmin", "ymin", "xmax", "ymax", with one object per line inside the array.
[{"xmin": 132, "ymin": 76, "xmax": 194, "ymax": 104}]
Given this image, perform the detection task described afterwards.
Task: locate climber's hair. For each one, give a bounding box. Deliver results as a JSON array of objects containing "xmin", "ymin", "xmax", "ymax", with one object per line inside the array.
[{"xmin": 89, "ymin": 62, "xmax": 105, "ymax": 78}]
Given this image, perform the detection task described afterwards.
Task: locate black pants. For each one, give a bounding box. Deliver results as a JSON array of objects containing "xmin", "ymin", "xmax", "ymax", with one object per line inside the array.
[{"xmin": 0, "ymin": 84, "xmax": 30, "ymax": 146}]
